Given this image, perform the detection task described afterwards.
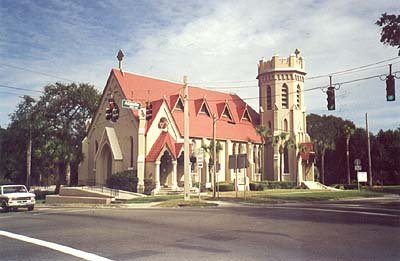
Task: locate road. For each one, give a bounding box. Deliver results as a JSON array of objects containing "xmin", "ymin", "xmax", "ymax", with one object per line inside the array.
[{"xmin": 1, "ymin": 199, "xmax": 399, "ymax": 261}]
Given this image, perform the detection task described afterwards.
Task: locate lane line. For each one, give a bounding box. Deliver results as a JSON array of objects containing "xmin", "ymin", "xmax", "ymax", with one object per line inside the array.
[
  {"xmin": 33, "ymin": 209, "xmax": 93, "ymax": 216},
  {"xmin": 262, "ymin": 206, "xmax": 399, "ymax": 217},
  {"xmin": 0, "ymin": 230, "xmax": 113, "ymax": 261}
]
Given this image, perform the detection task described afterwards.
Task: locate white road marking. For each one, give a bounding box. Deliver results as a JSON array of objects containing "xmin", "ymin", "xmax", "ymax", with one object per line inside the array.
[
  {"xmin": 263, "ymin": 206, "xmax": 399, "ymax": 217},
  {"xmin": 33, "ymin": 209, "xmax": 92, "ymax": 216},
  {"xmin": 0, "ymin": 230, "xmax": 113, "ymax": 261}
]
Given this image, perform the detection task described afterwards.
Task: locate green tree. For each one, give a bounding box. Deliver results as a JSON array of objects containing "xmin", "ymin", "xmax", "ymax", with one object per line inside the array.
[
  {"xmin": 35, "ymin": 83, "xmax": 100, "ymax": 192},
  {"xmin": 376, "ymin": 13, "xmax": 400, "ymax": 55}
]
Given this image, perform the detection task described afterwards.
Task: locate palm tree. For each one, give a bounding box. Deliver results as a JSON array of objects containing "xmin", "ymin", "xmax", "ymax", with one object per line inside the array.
[
  {"xmin": 344, "ymin": 125, "xmax": 355, "ymax": 185},
  {"xmin": 255, "ymin": 125, "xmax": 272, "ymax": 179}
]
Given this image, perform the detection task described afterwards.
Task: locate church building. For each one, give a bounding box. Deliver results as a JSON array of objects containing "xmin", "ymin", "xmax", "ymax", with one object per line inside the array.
[{"xmin": 78, "ymin": 50, "xmax": 314, "ymax": 193}]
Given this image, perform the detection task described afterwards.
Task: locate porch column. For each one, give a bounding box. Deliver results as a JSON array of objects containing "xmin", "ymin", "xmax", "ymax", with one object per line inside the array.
[
  {"xmin": 205, "ymin": 158, "xmax": 210, "ymax": 183},
  {"xmin": 155, "ymin": 160, "xmax": 161, "ymax": 189},
  {"xmin": 172, "ymin": 160, "xmax": 178, "ymax": 189}
]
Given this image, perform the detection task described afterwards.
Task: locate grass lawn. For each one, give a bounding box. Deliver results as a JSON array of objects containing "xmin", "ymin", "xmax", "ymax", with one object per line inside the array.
[
  {"xmin": 203, "ymin": 189, "xmax": 386, "ymax": 204},
  {"xmin": 119, "ymin": 186, "xmax": 400, "ymax": 206}
]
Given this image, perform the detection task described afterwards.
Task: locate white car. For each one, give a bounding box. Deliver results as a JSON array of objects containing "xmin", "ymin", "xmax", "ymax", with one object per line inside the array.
[{"xmin": 0, "ymin": 185, "xmax": 36, "ymax": 212}]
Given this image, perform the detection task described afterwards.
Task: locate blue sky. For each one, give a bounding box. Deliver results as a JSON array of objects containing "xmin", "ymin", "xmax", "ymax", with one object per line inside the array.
[{"xmin": 0, "ymin": 0, "xmax": 399, "ymax": 133}]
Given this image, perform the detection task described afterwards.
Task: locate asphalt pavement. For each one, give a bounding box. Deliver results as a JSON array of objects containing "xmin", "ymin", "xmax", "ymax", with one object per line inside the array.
[{"xmin": 1, "ymin": 198, "xmax": 399, "ymax": 261}]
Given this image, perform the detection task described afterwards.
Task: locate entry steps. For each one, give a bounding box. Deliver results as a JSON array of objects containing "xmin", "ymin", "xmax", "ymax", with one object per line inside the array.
[{"xmin": 302, "ymin": 181, "xmax": 341, "ymax": 191}]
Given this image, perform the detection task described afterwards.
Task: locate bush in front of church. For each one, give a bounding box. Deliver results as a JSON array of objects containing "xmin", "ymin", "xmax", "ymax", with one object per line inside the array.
[{"xmin": 107, "ymin": 170, "xmax": 138, "ymax": 192}]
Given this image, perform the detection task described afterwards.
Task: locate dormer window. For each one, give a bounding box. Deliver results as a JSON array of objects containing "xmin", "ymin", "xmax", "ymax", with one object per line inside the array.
[
  {"xmin": 174, "ymin": 97, "xmax": 184, "ymax": 111},
  {"xmin": 199, "ymin": 102, "xmax": 211, "ymax": 116},
  {"xmin": 221, "ymin": 103, "xmax": 233, "ymax": 121},
  {"xmin": 241, "ymin": 108, "xmax": 252, "ymax": 122}
]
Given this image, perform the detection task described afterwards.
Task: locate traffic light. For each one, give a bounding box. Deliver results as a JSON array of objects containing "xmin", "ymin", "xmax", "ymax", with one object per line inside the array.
[
  {"xmin": 326, "ymin": 86, "xmax": 335, "ymax": 110},
  {"xmin": 105, "ymin": 98, "xmax": 119, "ymax": 122},
  {"xmin": 386, "ymin": 74, "xmax": 395, "ymax": 101},
  {"xmin": 105, "ymin": 106, "xmax": 112, "ymax": 120},
  {"xmin": 105, "ymin": 99, "xmax": 114, "ymax": 121},
  {"xmin": 146, "ymin": 102, "xmax": 153, "ymax": 120},
  {"xmin": 111, "ymin": 105, "xmax": 120, "ymax": 122}
]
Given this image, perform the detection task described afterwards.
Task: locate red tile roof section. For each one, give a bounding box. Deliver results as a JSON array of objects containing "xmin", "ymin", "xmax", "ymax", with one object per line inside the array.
[
  {"xmin": 146, "ymin": 131, "xmax": 178, "ymax": 162},
  {"xmin": 112, "ymin": 69, "xmax": 261, "ymax": 143}
]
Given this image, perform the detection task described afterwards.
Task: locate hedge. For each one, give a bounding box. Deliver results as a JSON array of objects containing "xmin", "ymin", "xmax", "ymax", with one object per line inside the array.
[
  {"xmin": 106, "ymin": 170, "xmax": 138, "ymax": 192},
  {"xmin": 249, "ymin": 181, "xmax": 298, "ymax": 190},
  {"xmin": 331, "ymin": 184, "xmax": 359, "ymax": 190}
]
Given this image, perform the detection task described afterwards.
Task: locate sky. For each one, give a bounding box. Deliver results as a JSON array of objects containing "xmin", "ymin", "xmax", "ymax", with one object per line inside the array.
[{"xmin": 0, "ymin": 0, "xmax": 399, "ymax": 133}]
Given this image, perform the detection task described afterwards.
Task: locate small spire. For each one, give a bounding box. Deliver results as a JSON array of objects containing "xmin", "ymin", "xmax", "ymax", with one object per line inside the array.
[{"xmin": 117, "ymin": 49, "xmax": 125, "ymax": 71}]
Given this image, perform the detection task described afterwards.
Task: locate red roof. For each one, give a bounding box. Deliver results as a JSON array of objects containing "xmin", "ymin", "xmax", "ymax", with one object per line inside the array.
[
  {"xmin": 146, "ymin": 132, "xmax": 183, "ymax": 162},
  {"xmin": 299, "ymin": 142, "xmax": 314, "ymax": 161},
  {"xmin": 112, "ymin": 69, "xmax": 261, "ymax": 143}
]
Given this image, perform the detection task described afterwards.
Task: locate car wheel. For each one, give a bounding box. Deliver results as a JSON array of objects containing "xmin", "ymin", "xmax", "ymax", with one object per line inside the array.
[
  {"xmin": 28, "ymin": 205, "xmax": 34, "ymax": 211},
  {"xmin": 1, "ymin": 201, "xmax": 9, "ymax": 212}
]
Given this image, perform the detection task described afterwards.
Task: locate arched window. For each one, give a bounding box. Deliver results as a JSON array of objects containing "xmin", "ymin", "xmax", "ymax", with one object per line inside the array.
[
  {"xmin": 284, "ymin": 146, "xmax": 289, "ymax": 173},
  {"xmin": 266, "ymin": 86, "xmax": 272, "ymax": 110},
  {"xmin": 282, "ymin": 84, "xmax": 289, "ymax": 109},
  {"xmin": 297, "ymin": 85, "xmax": 301, "ymax": 108},
  {"xmin": 95, "ymin": 140, "xmax": 99, "ymax": 153},
  {"xmin": 283, "ymin": 119, "xmax": 288, "ymax": 132}
]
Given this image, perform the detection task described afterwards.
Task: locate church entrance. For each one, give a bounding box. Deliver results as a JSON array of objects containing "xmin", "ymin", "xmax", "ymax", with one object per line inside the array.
[
  {"xmin": 160, "ymin": 150, "xmax": 173, "ymax": 187},
  {"xmin": 98, "ymin": 143, "xmax": 112, "ymax": 185}
]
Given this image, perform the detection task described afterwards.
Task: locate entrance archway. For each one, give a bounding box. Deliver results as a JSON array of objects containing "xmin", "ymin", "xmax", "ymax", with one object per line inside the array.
[
  {"xmin": 98, "ymin": 143, "xmax": 113, "ymax": 185},
  {"xmin": 160, "ymin": 150, "xmax": 173, "ymax": 187}
]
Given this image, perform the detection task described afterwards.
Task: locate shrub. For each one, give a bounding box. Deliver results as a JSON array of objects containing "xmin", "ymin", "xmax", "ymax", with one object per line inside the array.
[
  {"xmin": 33, "ymin": 189, "xmax": 55, "ymax": 200},
  {"xmin": 144, "ymin": 178, "xmax": 155, "ymax": 195},
  {"xmin": 107, "ymin": 170, "xmax": 138, "ymax": 192},
  {"xmin": 250, "ymin": 181, "xmax": 298, "ymax": 190},
  {"xmin": 331, "ymin": 184, "xmax": 358, "ymax": 190},
  {"xmin": 249, "ymin": 182, "xmax": 264, "ymax": 191},
  {"xmin": 217, "ymin": 183, "xmax": 234, "ymax": 191}
]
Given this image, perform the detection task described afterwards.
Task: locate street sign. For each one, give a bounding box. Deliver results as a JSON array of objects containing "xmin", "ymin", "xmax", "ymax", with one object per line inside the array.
[
  {"xmin": 354, "ymin": 165, "xmax": 362, "ymax": 171},
  {"xmin": 354, "ymin": 158, "xmax": 361, "ymax": 165},
  {"xmin": 197, "ymin": 148, "xmax": 204, "ymax": 168},
  {"xmin": 357, "ymin": 172, "xmax": 368, "ymax": 182},
  {"xmin": 122, "ymin": 99, "xmax": 141, "ymax": 109}
]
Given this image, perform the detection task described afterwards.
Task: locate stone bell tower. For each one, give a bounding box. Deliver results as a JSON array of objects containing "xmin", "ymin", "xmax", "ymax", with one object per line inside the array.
[{"xmin": 257, "ymin": 49, "xmax": 310, "ymax": 182}]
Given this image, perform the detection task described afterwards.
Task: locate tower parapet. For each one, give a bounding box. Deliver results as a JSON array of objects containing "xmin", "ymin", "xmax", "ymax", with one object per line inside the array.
[{"xmin": 258, "ymin": 49, "xmax": 306, "ymax": 76}]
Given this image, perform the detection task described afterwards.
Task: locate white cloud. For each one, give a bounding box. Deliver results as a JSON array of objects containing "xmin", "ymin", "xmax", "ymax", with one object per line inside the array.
[{"xmin": 0, "ymin": 0, "xmax": 399, "ymax": 132}]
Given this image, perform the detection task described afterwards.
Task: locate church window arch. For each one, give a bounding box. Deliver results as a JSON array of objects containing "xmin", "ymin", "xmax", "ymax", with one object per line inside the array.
[
  {"xmin": 297, "ymin": 85, "xmax": 301, "ymax": 109},
  {"xmin": 266, "ymin": 86, "xmax": 272, "ymax": 110},
  {"xmin": 282, "ymin": 84, "xmax": 289, "ymax": 109},
  {"xmin": 283, "ymin": 119, "xmax": 288, "ymax": 132}
]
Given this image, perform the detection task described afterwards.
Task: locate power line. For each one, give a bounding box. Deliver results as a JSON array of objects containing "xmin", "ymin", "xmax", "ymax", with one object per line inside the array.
[
  {"xmin": 0, "ymin": 84, "xmax": 43, "ymax": 93},
  {"xmin": 0, "ymin": 62, "xmax": 76, "ymax": 82},
  {"xmin": 192, "ymin": 71, "xmax": 398, "ymax": 102},
  {"xmin": 187, "ymin": 56, "xmax": 400, "ymax": 85}
]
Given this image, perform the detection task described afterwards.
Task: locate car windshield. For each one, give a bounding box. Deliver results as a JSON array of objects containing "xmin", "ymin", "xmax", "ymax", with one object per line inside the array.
[{"xmin": 3, "ymin": 186, "xmax": 27, "ymax": 194}]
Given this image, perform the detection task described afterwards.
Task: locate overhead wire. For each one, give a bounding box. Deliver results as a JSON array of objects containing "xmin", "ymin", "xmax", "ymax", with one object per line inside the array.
[
  {"xmin": 187, "ymin": 56, "xmax": 400, "ymax": 85},
  {"xmin": 0, "ymin": 62, "xmax": 76, "ymax": 82}
]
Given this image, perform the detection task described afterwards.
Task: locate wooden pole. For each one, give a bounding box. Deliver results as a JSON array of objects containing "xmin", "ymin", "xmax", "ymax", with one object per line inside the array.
[
  {"xmin": 183, "ymin": 76, "xmax": 190, "ymax": 200},
  {"xmin": 366, "ymin": 113, "xmax": 373, "ymax": 187}
]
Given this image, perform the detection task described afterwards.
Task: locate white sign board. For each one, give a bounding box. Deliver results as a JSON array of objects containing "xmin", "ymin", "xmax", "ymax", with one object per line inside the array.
[
  {"xmin": 357, "ymin": 172, "xmax": 368, "ymax": 182},
  {"xmin": 354, "ymin": 165, "xmax": 362, "ymax": 171},
  {"xmin": 197, "ymin": 148, "xmax": 204, "ymax": 168},
  {"xmin": 122, "ymin": 99, "xmax": 141, "ymax": 109}
]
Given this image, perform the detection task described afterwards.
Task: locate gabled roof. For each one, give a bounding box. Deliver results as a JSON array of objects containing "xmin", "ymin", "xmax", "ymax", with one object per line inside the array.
[
  {"xmin": 146, "ymin": 132, "xmax": 182, "ymax": 162},
  {"xmin": 111, "ymin": 69, "xmax": 261, "ymax": 143}
]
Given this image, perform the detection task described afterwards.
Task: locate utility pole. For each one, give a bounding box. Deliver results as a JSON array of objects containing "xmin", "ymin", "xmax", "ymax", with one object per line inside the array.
[
  {"xmin": 346, "ymin": 134, "xmax": 351, "ymax": 185},
  {"xmin": 183, "ymin": 76, "xmax": 190, "ymax": 200},
  {"xmin": 366, "ymin": 113, "xmax": 373, "ymax": 187},
  {"xmin": 212, "ymin": 113, "xmax": 217, "ymax": 198},
  {"xmin": 26, "ymin": 126, "xmax": 32, "ymax": 190}
]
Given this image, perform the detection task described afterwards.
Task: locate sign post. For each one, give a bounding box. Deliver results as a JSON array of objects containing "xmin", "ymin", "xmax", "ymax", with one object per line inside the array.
[
  {"xmin": 121, "ymin": 99, "xmax": 141, "ymax": 109},
  {"xmin": 197, "ymin": 148, "xmax": 204, "ymax": 201},
  {"xmin": 357, "ymin": 171, "xmax": 367, "ymax": 191}
]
